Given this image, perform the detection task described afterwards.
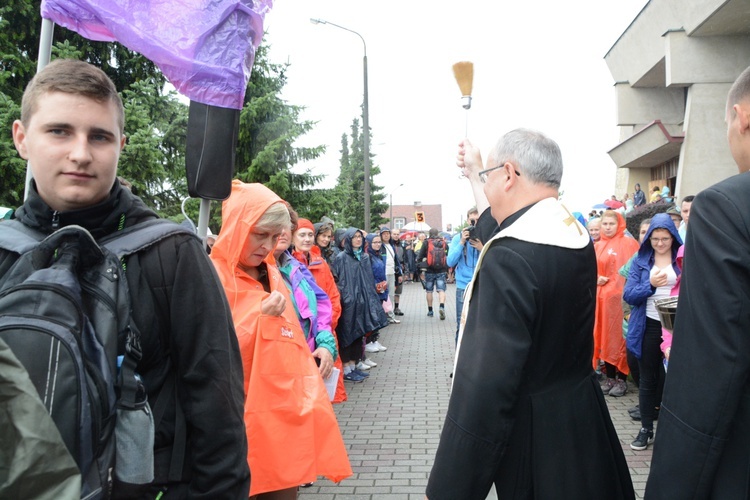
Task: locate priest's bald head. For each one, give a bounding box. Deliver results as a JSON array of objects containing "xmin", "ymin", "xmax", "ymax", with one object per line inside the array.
[{"xmin": 482, "ymin": 128, "xmax": 562, "ymax": 225}]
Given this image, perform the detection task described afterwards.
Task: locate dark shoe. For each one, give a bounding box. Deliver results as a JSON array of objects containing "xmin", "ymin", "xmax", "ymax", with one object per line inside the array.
[
  {"xmin": 630, "ymin": 408, "xmax": 641, "ymax": 421},
  {"xmin": 427, "ymin": 310, "xmax": 434, "ymax": 317},
  {"xmin": 630, "ymin": 428, "xmax": 654, "ymax": 451},
  {"xmin": 628, "ymin": 405, "xmax": 639, "ymax": 416},
  {"xmin": 394, "ymin": 308, "xmax": 404, "ymax": 316},
  {"xmin": 300, "ymin": 483, "xmax": 315, "ymax": 488},
  {"xmin": 353, "ymin": 369, "xmax": 370, "ymax": 378},
  {"xmin": 344, "ymin": 371, "xmax": 365, "ymax": 383},
  {"xmin": 608, "ymin": 379, "xmax": 627, "ymax": 397},
  {"xmin": 439, "ymin": 308, "xmax": 446, "ymax": 320}
]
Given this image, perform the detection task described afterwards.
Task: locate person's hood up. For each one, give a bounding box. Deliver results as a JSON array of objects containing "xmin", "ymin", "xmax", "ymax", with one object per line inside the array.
[
  {"xmin": 210, "ymin": 180, "xmax": 284, "ymax": 271},
  {"xmin": 379, "ymin": 226, "xmax": 391, "ymax": 239},
  {"xmin": 661, "ymin": 186, "xmax": 671, "ymax": 196},
  {"xmin": 365, "ymin": 233, "xmax": 381, "ymax": 258},
  {"xmin": 314, "ymin": 221, "xmax": 334, "ymax": 239},
  {"xmin": 333, "ymin": 227, "xmax": 347, "ymax": 249},
  {"xmin": 599, "ymin": 210, "xmax": 628, "ymax": 243},
  {"xmin": 343, "ymin": 227, "xmax": 364, "ymax": 256},
  {"xmin": 637, "ymin": 213, "xmax": 683, "ymax": 261}
]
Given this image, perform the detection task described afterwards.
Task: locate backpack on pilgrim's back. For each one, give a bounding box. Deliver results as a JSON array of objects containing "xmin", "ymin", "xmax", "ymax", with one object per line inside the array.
[{"xmin": 0, "ymin": 219, "xmax": 191, "ymax": 499}]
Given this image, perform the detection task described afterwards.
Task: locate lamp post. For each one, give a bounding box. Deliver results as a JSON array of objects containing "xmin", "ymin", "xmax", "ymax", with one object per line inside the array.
[
  {"xmin": 389, "ymin": 183, "xmax": 404, "ymax": 229},
  {"xmin": 310, "ymin": 18, "xmax": 371, "ymax": 231}
]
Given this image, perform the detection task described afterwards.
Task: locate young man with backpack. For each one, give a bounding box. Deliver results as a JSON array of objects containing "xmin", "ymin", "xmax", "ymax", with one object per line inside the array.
[
  {"xmin": 0, "ymin": 59, "xmax": 249, "ymax": 498},
  {"xmin": 417, "ymin": 227, "xmax": 449, "ymax": 319}
]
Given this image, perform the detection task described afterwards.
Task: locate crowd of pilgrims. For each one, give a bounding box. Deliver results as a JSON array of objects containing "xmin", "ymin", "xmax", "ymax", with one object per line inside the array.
[
  {"xmin": 584, "ymin": 195, "xmax": 691, "ymax": 452},
  {"xmin": 207, "ymin": 181, "xmax": 441, "ymax": 497}
]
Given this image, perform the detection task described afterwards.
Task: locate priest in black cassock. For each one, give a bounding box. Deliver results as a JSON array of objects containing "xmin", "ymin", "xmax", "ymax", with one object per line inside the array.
[
  {"xmin": 426, "ymin": 129, "xmax": 634, "ymax": 500},
  {"xmin": 645, "ymin": 66, "xmax": 750, "ymax": 499}
]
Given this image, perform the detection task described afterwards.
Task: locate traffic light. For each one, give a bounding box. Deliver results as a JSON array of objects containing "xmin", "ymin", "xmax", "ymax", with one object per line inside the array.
[{"xmin": 415, "ymin": 211, "xmax": 425, "ymax": 223}]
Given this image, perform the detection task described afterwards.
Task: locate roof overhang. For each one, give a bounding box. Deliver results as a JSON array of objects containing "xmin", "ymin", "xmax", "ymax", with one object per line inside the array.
[{"xmin": 607, "ymin": 120, "xmax": 684, "ymax": 169}]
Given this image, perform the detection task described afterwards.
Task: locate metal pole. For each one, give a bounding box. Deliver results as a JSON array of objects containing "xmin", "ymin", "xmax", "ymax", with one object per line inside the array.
[
  {"xmin": 363, "ymin": 53, "xmax": 370, "ymax": 232},
  {"xmin": 389, "ymin": 192, "xmax": 393, "ymax": 227},
  {"xmin": 310, "ymin": 19, "xmax": 370, "ymax": 231}
]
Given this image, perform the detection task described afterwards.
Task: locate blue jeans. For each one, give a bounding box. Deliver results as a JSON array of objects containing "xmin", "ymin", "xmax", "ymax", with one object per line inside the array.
[{"xmin": 455, "ymin": 287, "xmax": 465, "ymax": 345}]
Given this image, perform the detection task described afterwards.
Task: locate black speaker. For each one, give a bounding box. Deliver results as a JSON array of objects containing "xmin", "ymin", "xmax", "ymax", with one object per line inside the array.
[{"xmin": 185, "ymin": 101, "xmax": 240, "ymax": 200}]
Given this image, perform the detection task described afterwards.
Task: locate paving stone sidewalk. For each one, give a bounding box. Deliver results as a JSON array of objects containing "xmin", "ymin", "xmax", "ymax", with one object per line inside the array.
[{"xmin": 300, "ymin": 282, "xmax": 652, "ymax": 499}]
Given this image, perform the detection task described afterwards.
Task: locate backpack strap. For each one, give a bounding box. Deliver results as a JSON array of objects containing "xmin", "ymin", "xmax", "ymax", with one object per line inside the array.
[
  {"xmin": 0, "ymin": 219, "xmax": 46, "ymax": 254},
  {"xmin": 100, "ymin": 218, "xmax": 196, "ymax": 258}
]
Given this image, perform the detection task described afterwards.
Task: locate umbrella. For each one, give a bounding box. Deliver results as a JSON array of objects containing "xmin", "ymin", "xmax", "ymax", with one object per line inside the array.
[
  {"xmin": 402, "ymin": 221, "xmax": 431, "ymax": 231},
  {"xmin": 591, "ymin": 203, "xmax": 608, "ymax": 210},
  {"xmin": 399, "ymin": 231, "xmax": 419, "ymax": 240},
  {"xmin": 604, "ymin": 199, "xmax": 624, "ymax": 209}
]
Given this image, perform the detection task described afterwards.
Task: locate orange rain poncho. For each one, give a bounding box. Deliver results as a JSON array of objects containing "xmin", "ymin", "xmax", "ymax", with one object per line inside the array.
[
  {"xmin": 592, "ymin": 211, "xmax": 640, "ymax": 375},
  {"xmin": 210, "ymin": 181, "xmax": 352, "ymax": 495}
]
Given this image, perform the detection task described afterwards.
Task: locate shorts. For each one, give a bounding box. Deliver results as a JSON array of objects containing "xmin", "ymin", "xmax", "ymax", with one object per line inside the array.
[{"xmin": 424, "ymin": 272, "xmax": 447, "ymax": 292}]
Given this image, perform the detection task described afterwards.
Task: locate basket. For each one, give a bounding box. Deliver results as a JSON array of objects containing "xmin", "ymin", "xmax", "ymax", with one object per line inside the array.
[{"xmin": 655, "ymin": 296, "xmax": 678, "ymax": 332}]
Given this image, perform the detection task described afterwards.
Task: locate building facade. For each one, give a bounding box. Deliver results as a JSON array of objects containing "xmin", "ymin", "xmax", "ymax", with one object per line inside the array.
[
  {"xmin": 605, "ymin": 0, "xmax": 750, "ymax": 200},
  {"xmin": 385, "ymin": 202, "xmax": 443, "ymax": 231}
]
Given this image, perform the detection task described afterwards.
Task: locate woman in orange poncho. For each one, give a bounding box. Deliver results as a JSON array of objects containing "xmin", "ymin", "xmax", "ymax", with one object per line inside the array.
[
  {"xmin": 593, "ymin": 210, "xmax": 640, "ymax": 398},
  {"xmin": 210, "ymin": 181, "xmax": 351, "ymax": 499},
  {"xmin": 292, "ymin": 218, "xmax": 348, "ymax": 404}
]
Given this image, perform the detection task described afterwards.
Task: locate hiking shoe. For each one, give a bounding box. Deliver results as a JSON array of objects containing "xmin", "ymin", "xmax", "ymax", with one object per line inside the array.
[
  {"xmin": 427, "ymin": 310, "xmax": 434, "ymax": 317},
  {"xmin": 600, "ymin": 378, "xmax": 615, "ymax": 395},
  {"xmin": 353, "ymin": 369, "xmax": 370, "ymax": 378},
  {"xmin": 344, "ymin": 371, "xmax": 365, "ymax": 383},
  {"xmin": 608, "ymin": 379, "xmax": 627, "ymax": 397},
  {"xmin": 356, "ymin": 361, "xmax": 370, "ymax": 371},
  {"xmin": 394, "ymin": 308, "xmax": 404, "ymax": 316},
  {"xmin": 373, "ymin": 341, "xmax": 387, "ymax": 351},
  {"xmin": 362, "ymin": 358, "xmax": 377, "ymax": 368},
  {"xmin": 439, "ymin": 308, "xmax": 446, "ymax": 320},
  {"xmin": 630, "ymin": 428, "xmax": 654, "ymax": 451},
  {"xmin": 365, "ymin": 342, "xmax": 380, "ymax": 353}
]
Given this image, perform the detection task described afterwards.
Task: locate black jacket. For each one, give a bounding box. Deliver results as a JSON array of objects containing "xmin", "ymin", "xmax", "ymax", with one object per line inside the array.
[
  {"xmin": 0, "ymin": 182, "xmax": 249, "ymax": 499},
  {"xmin": 332, "ymin": 228, "xmax": 388, "ymax": 347},
  {"xmin": 647, "ymin": 172, "xmax": 750, "ymax": 499}
]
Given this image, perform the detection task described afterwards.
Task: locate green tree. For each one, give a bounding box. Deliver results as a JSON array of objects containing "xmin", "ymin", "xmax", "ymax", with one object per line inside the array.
[{"xmin": 333, "ymin": 116, "xmax": 387, "ymax": 231}]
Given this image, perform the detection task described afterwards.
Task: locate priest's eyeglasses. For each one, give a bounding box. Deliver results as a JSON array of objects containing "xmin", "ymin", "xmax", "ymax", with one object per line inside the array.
[{"xmin": 478, "ymin": 163, "xmax": 521, "ymax": 183}]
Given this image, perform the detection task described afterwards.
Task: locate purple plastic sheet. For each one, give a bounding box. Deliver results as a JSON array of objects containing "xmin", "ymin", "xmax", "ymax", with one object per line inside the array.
[{"xmin": 41, "ymin": 0, "xmax": 273, "ymax": 109}]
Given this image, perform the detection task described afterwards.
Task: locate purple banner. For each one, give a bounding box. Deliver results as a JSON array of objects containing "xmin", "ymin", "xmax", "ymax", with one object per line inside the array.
[{"xmin": 41, "ymin": 0, "xmax": 273, "ymax": 109}]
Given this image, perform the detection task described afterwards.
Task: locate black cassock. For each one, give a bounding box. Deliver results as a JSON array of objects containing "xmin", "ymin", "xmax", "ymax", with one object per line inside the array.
[
  {"xmin": 647, "ymin": 172, "xmax": 750, "ymax": 499},
  {"xmin": 427, "ymin": 201, "xmax": 633, "ymax": 500}
]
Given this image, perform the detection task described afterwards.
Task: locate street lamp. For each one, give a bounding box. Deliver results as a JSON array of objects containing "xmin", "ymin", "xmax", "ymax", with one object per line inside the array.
[
  {"xmin": 310, "ymin": 18, "xmax": 371, "ymax": 231},
  {"xmin": 389, "ymin": 183, "xmax": 404, "ymax": 229}
]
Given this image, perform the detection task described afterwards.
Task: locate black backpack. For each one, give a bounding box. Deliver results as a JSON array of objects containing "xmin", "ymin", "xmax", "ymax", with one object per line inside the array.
[
  {"xmin": 0, "ymin": 219, "xmax": 192, "ymax": 499},
  {"xmin": 426, "ymin": 238, "xmax": 447, "ymax": 270}
]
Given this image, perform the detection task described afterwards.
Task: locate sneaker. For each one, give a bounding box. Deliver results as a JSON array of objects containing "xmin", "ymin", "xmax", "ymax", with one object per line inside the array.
[
  {"xmin": 630, "ymin": 408, "xmax": 641, "ymax": 421},
  {"xmin": 427, "ymin": 310, "xmax": 434, "ymax": 317},
  {"xmin": 373, "ymin": 341, "xmax": 387, "ymax": 352},
  {"xmin": 439, "ymin": 308, "xmax": 446, "ymax": 320},
  {"xmin": 344, "ymin": 371, "xmax": 365, "ymax": 383},
  {"xmin": 356, "ymin": 361, "xmax": 371, "ymax": 371},
  {"xmin": 353, "ymin": 368, "xmax": 370, "ymax": 378},
  {"xmin": 608, "ymin": 379, "xmax": 628, "ymax": 397},
  {"xmin": 394, "ymin": 308, "xmax": 404, "ymax": 316},
  {"xmin": 630, "ymin": 428, "xmax": 654, "ymax": 451},
  {"xmin": 362, "ymin": 358, "xmax": 377, "ymax": 368},
  {"xmin": 388, "ymin": 317, "xmax": 401, "ymax": 324},
  {"xmin": 365, "ymin": 342, "xmax": 380, "ymax": 353},
  {"xmin": 600, "ymin": 378, "xmax": 615, "ymax": 395},
  {"xmin": 628, "ymin": 405, "xmax": 639, "ymax": 416}
]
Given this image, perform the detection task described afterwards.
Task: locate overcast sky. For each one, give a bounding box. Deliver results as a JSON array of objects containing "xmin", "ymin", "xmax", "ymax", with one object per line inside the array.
[{"xmin": 262, "ymin": 0, "xmax": 649, "ymax": 228}]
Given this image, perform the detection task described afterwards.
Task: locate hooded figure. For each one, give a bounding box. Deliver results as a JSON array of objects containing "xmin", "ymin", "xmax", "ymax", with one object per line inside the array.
[
  {"xmin": 366, "ymin": 233, "xmax": 388, "ymax": 301},
  {"xmin": 210, "ymin": 181, "xmax": 351, "ymax": 496},
  {"xmin": 593, "ymin": 211, "xmax": 640, "ymax": 378},
  {"xmin": 623, "ymin": 213, "xmax": 683, "ymax": 359},
  {"xmin": 332, "ymin": 228, "xmax": 388, "ymax": 348}
]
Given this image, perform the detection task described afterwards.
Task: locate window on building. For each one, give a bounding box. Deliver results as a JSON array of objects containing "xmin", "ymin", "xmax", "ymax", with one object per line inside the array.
[{"xmin": 394, "ymin": 217, "xmax": 406, "ymax": 229}]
